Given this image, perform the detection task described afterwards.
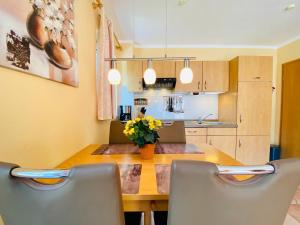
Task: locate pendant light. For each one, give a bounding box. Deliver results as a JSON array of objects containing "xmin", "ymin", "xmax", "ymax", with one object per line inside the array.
[
  {"xmin": 108, "ymin": 60, "xmax": 121, "ymax": 85},
  {"xmin": 180, "ymin": 58, "xmax": 193, "ymax": 84},
  {"xmin": 143, "ymin": 59, "xmax": 156, "ymax": 84},
  {"xmin": 102, "ymin": 0, "xmax": 196, "ymax": 79}
]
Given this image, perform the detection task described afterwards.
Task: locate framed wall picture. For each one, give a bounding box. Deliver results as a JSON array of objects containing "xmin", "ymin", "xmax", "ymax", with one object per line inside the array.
[{"xmin": 0, "ymin": 0, "xmax": 78, "ymax": 87}]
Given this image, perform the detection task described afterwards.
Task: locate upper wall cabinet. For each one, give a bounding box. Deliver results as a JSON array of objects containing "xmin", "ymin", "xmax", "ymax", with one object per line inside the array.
[
  {"xmin": 175, "ymin": 61, "xmax": 203, "ymax": 92},
  {"xmin": 142, "ymin": 61, "xmax": 176, "ymax": 78},
  {"xmin": 238, "ymin": 56, "xmax": 273, "ymax": 82},
  {"xmin": 126, "ymin": 60, "xmax": 229, "ymax": 93},
  {"xmin": 203, "ymin": 61, "xmax": 229, "ymax": 92},
  {"xmin": 127, "ymin": 61, "xmax": 143, "ymax": 92}
]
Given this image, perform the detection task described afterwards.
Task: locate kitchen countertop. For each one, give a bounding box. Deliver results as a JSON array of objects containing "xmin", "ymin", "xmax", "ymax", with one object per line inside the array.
[
  {"xmin": 160, "ymin": 120, "xmax": 237, "ymax": 128},
  {"xmin": 121, "ymin": 119, "xmax": 238, "ymax": 128},
  {"xmin": 184, "ymin": 121, "xmax": 238, "ymax": 128}
]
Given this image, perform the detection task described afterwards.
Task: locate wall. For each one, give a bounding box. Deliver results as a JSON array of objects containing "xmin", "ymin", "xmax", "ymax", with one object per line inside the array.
[
  {"xmin": 133, "ymin": 47, "xmax": 278, "ymax": 143},
  {"xmin": 133, "ymin": 90, "xmax": 218, "ymax": 120},
  {"xmin": 0, "ymin": 0, "xmax": 109, "ymax": 169},
  {"xmin": 274, "ymin": 39, "xmax": 300, "ymax": 144}
]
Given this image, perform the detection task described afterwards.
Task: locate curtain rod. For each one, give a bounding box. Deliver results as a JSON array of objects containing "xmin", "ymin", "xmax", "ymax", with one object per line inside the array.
[{"xmin": 92, "ymin": 0, "xmax": 122, "ymax": 50}]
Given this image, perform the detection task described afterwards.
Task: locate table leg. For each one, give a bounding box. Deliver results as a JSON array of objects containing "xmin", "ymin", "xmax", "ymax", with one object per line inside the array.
[{"xmin": 144, "ymin": 210, "xmax": 152, "ymax": 225}]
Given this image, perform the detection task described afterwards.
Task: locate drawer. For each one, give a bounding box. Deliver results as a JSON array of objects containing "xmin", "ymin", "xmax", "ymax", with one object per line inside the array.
[
  {"xmin": 185, "ymin": 128, "xmax": 207, "ymax": 136},
  {"xmin": 207, "ymin": 128, "xmax": 236, "ymax": 136}
]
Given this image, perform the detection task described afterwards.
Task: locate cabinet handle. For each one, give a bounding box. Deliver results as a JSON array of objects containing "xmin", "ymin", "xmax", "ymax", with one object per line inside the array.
[
  {"xmin": 198, "ymin": 81, "xmax": 200, "ymax": 90},
  {"xmin": 187, "ymin": 130, "xmax": 197, "ymax": 134},
  {"xmin": 239, "ymin": 114, "xmax": 242, "ymax": 123},
  {"xmin": 253, "ymin": 76, "xmax": 261, "ymax": 80},
  {"xmin": 238, "ymin": 139, "xmax": 242, "ymax": 148},
  {"xmin": 204, "ymin": 81, "xmax": 207, "ymax": 90}
]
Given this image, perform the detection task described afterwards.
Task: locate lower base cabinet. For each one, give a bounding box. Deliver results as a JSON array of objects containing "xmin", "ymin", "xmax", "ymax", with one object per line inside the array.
[
  {"xmin": 207, "ymin": 136, "xmax": 236, "ymax": 159},
  {"xmin": 236, "ymin": 136, "xmax": 270, "ymax": 165},
  {"xmin": 185, "ymin": 128, "xmax": 270, "ymax": 165},
  {"xmin": 186, "ymin": 135, "xmax": 207, "ymax": 148}
]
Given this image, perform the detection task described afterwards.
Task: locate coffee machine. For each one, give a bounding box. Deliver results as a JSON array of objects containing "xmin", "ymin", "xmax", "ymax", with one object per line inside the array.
[{"xmin": 118, "ymin": 105, "xmax": 132, "ymax": 122}]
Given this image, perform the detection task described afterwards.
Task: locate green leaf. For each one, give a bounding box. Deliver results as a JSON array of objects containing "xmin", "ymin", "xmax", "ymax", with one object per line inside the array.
[{"xmin": 144, "ymin": 133, "xmax": 154, "ymax": 142}]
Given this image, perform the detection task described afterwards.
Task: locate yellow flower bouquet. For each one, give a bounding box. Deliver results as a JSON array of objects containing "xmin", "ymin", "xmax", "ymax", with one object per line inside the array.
[{"xmin": 123, "ymin": 116, "xmax": 162, "ymax": 148}]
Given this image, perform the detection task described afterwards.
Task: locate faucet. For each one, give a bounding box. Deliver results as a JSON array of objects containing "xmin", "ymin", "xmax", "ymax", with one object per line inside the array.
[{"xmin": 198, "ymin": 113, "xmax": 213, "ymax": 124}]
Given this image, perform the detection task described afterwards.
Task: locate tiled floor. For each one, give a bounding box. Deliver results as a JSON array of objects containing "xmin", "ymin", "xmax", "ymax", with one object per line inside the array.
[
  {"xmin": 287, "ymin": 188, "xmax": 300, "ymax": 224},
  {"xmin": 285, "ymin": 215, "xmax": 299, "ymax": 225}
]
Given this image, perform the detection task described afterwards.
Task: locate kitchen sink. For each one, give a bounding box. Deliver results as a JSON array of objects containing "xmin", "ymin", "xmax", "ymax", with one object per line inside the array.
[
  {"xmin": 199, "ymin": 121, "xmax": 225, "ymax": 125},
  {"xmin": 184, "ymin": 120, "xmax": 237, "ymax": 128}
]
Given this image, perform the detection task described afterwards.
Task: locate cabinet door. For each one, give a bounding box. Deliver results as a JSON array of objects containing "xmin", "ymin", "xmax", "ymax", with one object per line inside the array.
[
  {"xmin": 185, "ymin": 128, "xmax": 207, "ymax": 136},
  {"xmin": 175, "ymin": 61, "xmax": 202, "ymax": 92},
  {"xmin": 186, "ymin": 136, "xmax": 207, "ymax": 148},
  {"xmin": 237, "ymin": 82, "xmax": 272, "ymax": 135},
  {"xmin": 207, "ymin": 136, "xmax": 236, "ymax": 159},
  {"xmin": 127, "ymin": 61, "xmax": 143, "ymax": 92},
  {"xmin": 238, "ymin": 56, "xmax": 273, "ymax": 82},
  {"xmin": 203, "ymin": 61, "xmax": 229, "ymax": 92},
  {"xmin": 207, "ymin": 128, "xmax": 236, "ymax": 136},
  {"xmin": 236, "ymin": 136, "xmax": 270, "ymax": 165},
  {"xmin": 143, "ymin": 61, "xmax": 176, "ymax": 78}
]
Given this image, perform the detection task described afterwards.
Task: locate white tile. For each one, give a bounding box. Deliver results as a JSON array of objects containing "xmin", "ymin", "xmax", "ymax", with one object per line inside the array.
[{"xmin": 285, "ymin": 214, "xmax": 300, "ymax": 225}]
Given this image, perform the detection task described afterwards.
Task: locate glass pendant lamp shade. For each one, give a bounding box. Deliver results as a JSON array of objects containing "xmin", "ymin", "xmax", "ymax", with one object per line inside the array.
[
  {"xmin": 143, "ymin": 59, "xmax": 156, "ymax": 85},
  {"xmin": 108, "ymin": 60, "xmax": 121, "ymax": 85},
  {"xmin": 180, "ymin": 59, "xmax": 193, "ymax": 84}
]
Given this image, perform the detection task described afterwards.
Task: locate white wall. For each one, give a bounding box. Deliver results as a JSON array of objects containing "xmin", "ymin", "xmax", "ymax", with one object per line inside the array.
[{"xmin": 133, "ymin": 89, "xmax": 218, "ymax": 120}]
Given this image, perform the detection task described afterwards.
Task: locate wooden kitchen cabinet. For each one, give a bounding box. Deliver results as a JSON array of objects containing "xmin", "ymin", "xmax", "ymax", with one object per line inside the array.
[
  {"xmin": 186, "ymin": 135, "xmax": 207, "ymax": 148},
  {"xmin": 236, "ymin": 136, "xmax": 270, "ymax": 165},
  {"xmin": 142, "ymin": 61, "xmax": 176, "ymax": 78},
  {"xmin": 203, "ymin": 61, "xmax": 229, "ymax": 92},
  {"xmin": 185, "ymin": 128, "xmax": 207, "ymax": 136},
  {"xmin": 237, "ymin": 82, "xmax": 272, "ymax": 135},
  {"xmin": 238, "ymin": 56, "xmax": 273, "ymax": 82},
  {"xmin": 175, "ymin": 61, "xmax": 203, "ymax": 92},
  {"xmin": 127, "ymin": 61, "xmax": 143, "ymax": 92},
  {"xmin": 185, "ymin": 128, "xmax": 207, "ymax": 148},
  {"xmin": 207, "ymin": 135, "xmax": 236, "ymax": 159},
  {"xmin": 218, "ymin": 56, "xmax": 273, "ymax": 165},
  {"xmin": 207, "ymin": 128, "xmax": 236, "ymax": 136}
]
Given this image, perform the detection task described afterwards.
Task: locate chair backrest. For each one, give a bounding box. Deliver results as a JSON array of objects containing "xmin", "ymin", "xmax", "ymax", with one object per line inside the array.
[
  {"xmin": 0, "ymin": 162, "xmax": 124, "ymax": 225},
  {"xmin": 109, "ymin": 121, "xmax": 132, "ymax": 144},
  {"xmin": 168, "ymin": 159, "xmax": 300, "ymax": 225},
  {"xmin": 158, "ymin": 121, "xmax": 186, "ymax": 143}
]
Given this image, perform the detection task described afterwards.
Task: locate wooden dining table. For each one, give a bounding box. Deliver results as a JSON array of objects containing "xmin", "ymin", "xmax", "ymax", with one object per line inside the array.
[{"xmin": 57, "ymin": 143, "xmax": 242, "ymax": 225}]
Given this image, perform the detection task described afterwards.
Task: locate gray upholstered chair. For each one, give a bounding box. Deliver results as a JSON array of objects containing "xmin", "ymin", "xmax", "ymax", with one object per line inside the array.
[
  {"xmin": 109, "ymin": 120, "xmax": 131, "ymax": 144},
  {"xmin": 158, "ymin": 121, "xmax": 186, "ymax": 143},
  {"xmin": 168, "ymin": 159, "xmax": 300, "ymax": 225},
  {"xmin": 0, "ymin": 162, "xmax": 124, "ymax": 225}
]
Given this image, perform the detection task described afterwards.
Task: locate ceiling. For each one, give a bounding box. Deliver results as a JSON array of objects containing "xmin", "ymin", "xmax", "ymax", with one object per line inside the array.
[{"xmin": 103, "ymin": 0, "xmax": 300, "ymax": 48}]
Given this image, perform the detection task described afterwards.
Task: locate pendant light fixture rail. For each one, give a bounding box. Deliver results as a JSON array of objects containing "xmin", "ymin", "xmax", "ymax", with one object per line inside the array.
[{"xmin": 104, "ymin": 57, "xmax": 196, "ymax": 62}]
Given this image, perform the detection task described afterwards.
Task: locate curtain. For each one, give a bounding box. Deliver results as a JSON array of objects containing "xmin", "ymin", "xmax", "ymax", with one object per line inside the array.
[{"xmin": 96, "ymin": 8, "xmax": 117, "ymax": 120}]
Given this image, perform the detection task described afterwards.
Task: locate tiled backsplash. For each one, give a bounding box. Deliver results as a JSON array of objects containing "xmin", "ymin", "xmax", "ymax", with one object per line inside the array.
[{"xmin": 119, "ymin": 87, "xmax": 218, "ymax": 120}]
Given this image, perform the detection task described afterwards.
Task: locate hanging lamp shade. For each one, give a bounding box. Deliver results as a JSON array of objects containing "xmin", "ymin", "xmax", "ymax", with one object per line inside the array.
[
  {"xmin": 108, "ymin": 60, "xmax": 121, "ymax": 85},
  {"xmin": 143, "ymin": 59, "xmax": 156, "ymax": 85},
  {"xmin": 180, "ymin": 58, "xmax": 193, "ymax": 84}
]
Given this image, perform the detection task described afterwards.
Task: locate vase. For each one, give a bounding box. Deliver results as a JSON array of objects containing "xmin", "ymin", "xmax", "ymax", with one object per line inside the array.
[
  {"xmin": 26, "ymin": 9, "xmax": 49, "ymax": 49},
  {"xmin": 45, "ymin": 41, "xmax": 73, "ymax": 70},
  {"xmin": 140, "ymin": 144, "xmax": 155, "ymax": 160}
]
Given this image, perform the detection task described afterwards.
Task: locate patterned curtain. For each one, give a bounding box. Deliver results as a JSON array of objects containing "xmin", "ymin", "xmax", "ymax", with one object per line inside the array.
[{"xmin": 96, "ymin": 8, "xmax": 116, "ymax": 120}]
